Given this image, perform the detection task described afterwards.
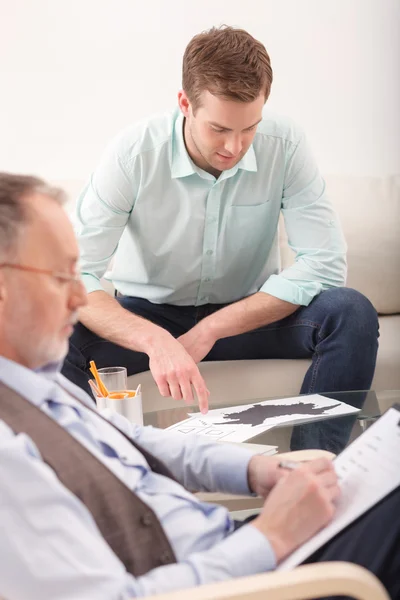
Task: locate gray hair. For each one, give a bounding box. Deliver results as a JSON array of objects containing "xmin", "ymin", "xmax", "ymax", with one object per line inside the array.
[{"xmin": 0, "ymin": 172, "xmax": 66, "ymax": 259}]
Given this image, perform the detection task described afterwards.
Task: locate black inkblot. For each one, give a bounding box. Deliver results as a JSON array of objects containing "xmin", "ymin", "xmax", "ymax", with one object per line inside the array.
[{"xmin": 214, "ymin": 402, "xmax": 341, "ymax": 428}]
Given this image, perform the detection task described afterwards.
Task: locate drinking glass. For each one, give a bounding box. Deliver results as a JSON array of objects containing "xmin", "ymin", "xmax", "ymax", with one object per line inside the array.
[{"xmin": 97, "ymin": 366, "xmax": 128, "ymax": 392}]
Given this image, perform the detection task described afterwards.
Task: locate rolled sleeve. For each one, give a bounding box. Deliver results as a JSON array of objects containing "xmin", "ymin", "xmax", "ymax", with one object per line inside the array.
[
  {"xmin": 81, "ymin": 271, "xmax": 104, "ymax": 294},
  {"xmin": 261, "ymin": 132, "xmax": 347, "ymax": 306}
]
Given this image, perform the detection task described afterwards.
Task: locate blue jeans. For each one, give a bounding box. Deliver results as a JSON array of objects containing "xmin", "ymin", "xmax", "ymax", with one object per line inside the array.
[{"xmin": 62, "ymin": 288, "xmax": 379, "ymax": 453}]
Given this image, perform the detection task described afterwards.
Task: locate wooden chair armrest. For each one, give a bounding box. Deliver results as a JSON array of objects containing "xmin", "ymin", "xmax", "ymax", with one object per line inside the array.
[
  {"xmin": 277, "ymin": 449, "xmax": 335, "ymax": 461},
  {"xmin": 144, "ymin": 562, "xmax": 389, "ymax": 600}
]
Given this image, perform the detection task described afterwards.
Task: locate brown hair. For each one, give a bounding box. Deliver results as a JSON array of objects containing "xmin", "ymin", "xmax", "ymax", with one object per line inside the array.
[
  {"xmin": 0, "ymin": 172, "xmax": 65, "ymax": 259},
  {"xmin": 182, "ymin": 25, "xmax": 273, "ymax": 111}
]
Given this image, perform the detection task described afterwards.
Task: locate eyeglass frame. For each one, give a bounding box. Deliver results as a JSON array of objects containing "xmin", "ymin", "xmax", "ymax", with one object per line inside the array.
[{"xmin": 0, "ymin": 263, "xmax": 82, "ymax": 286}]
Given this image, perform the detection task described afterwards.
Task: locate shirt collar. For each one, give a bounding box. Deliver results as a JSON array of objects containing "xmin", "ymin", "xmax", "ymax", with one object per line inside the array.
[
  {"xmin": 171, "ymin": 112, "xmax": 197, "ymax": 179},
  {"xmin": 0, "ymin": 356, "xmax": 94, "ymax": 409},
  {"xmin": 236, "ymin": 143, "xmax": 257, "ymax": 173},
  {"xmin": 171, "ymin": 110, "xmax": 258, "ymax": 180},
  {"xmin": 0, "ymin": 356, "xmax": 57, "ymax": 408}
]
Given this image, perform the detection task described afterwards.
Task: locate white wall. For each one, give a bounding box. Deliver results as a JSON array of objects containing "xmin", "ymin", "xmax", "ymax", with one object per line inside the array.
[{"xmin": 0, "ymin": 0, "xmax": 399, "ymax": 185}]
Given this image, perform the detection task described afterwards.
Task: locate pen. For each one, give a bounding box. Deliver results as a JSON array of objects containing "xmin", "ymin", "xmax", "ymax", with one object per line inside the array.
[{"xmin": 279, "ymin": 460, "xmax": 301, "ymax": 470}]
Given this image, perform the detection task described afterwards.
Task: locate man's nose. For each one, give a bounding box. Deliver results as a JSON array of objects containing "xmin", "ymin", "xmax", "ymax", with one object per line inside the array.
[
  {"xmin": 224, "ymin": 135, "xmax": 242, "ymax": 156},
  {"xmin": 69, "ymin": 279, "xmax": 87, "ymax": 310}
]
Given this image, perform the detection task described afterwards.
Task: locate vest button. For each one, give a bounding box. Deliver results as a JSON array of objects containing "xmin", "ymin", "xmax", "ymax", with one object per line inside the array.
[
  {"xmin": 140, "ymin": 513, "xmax": 153, "ymax": 526},
  {"xmin": 159, "ymin": 550, "xmax": 172, "ymax": 564}
]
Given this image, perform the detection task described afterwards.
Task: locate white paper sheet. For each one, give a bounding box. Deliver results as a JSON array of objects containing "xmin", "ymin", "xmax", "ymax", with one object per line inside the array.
[
  {"xmin": 188, "ymin": 394, "xmax": 360, "ymax": 430},
  {"xmin": 165, "ymin": 415, "xmax": 274, "ymax": 443},
  {"xmin": 278, "ymin": 406, "xmax": 400, "ymax": 570}
]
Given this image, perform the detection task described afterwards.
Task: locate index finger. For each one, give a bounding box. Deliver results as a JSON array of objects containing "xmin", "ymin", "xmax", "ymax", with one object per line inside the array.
[{"xmin": 192, "ymin": 375, "xmax": 209, "ymax": 414}]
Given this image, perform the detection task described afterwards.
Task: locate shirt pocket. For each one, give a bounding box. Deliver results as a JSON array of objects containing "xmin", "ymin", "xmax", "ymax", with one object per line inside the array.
[{"xmin": 222, "ymin": 202, "xmax": 272, "ymax": 256}]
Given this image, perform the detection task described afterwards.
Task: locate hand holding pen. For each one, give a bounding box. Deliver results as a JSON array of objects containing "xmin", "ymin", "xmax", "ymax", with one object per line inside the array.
[{"xmin": 251, "ymin": 457, "xmax": 340, "ymax": 563}]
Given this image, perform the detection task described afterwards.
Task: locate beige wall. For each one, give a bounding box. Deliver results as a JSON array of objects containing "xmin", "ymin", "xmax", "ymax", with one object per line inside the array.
[{"xmin": 0, "ymin": 0, "xmax": 399, "ymax": 182}]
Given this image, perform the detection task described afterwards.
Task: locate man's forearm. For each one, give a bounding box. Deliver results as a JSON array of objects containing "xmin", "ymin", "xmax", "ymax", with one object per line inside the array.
[
  {"xmin": 78, "ymin": 291, "xmax": 164, "ymax": 354},
  {"xmin": 203, "ymin": 292, "xmax": 299, "ymax": 341}
]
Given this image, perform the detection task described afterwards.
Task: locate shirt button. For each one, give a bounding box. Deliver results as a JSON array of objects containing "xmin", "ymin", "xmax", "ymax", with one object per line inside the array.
[
  {"xmin": 200, "ymin": 296, "xmax": 209, "ymax": 302},
  {"xmin": 203, "ymin": 277, "xmax": 211, "ymax": 282},
  {"xmin": 206, "ymin": 249, "xmax": 213, "ymax": 256},
  {"xmin": 140, "ymin": 513, "xmax": 153, "ymax": 527}
]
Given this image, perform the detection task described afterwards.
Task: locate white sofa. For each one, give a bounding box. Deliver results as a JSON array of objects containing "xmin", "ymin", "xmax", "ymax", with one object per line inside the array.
[{"xmin": 64, "ymin": 174, "xmax": 400, "ymax": 433}]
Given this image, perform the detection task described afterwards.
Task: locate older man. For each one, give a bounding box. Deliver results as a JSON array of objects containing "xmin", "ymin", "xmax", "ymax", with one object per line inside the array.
[{"xmin": 0, "ymin": 173, "xmax": 398, "ymax": 599}]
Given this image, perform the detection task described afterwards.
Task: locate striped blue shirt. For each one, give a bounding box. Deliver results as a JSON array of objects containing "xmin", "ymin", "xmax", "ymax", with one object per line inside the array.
[{"xmin": 0, "ymin": 357, "xmax": 274, "ymax": 598}]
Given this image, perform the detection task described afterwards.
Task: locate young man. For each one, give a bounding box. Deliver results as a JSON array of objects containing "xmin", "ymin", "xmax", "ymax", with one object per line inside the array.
[
  {"xmin": 63, "ymin": 26, "xmax": 379, "ymax": 453},
  {"xmin": 0, "ymin": 173, "xmax": 398, "ymax": 599}
]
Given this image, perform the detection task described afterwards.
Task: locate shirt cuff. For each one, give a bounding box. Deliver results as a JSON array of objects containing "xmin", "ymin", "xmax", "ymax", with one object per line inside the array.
[
  {"xmin": 214, "ymin": 523, "xmax": 277, "ymax": 577},
  {"xmin": 208, "ymin": 443, "xmax": 259, "ymax": 496},
  {"xmin": 260, "ymin": 274, "xmax": 319, "ymax": 306},
  {"xmin": 82, "ymin": 272, "xmax": 104, "ymax": 294}
]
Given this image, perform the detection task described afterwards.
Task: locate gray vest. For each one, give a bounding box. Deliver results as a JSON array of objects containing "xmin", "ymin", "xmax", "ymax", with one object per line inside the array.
[{"xmin": 0, "ymin": 382, "xmax": 177, "ymax": 577}]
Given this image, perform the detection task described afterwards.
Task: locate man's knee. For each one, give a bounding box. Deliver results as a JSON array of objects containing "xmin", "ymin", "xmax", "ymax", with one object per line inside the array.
[{"xmin": 318, "ymin": 287, "xmax": 379, "ymax": 339}]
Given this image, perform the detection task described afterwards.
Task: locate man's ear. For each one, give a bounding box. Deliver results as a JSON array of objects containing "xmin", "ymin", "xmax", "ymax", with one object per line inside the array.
[{"xmin": 178, "ymin": 89, "xmax": 191, "ymax": 118}]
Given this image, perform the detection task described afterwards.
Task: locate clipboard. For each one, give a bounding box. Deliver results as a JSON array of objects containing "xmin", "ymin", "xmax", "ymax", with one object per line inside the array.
[{"xmin": 278, "ymin": 404, "xmax": 400, "ymax": 571}]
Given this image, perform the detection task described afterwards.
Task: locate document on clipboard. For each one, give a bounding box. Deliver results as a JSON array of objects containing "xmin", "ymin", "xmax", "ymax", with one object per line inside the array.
[{"xmin": 278, "ymin": 405, "xmax": 400, "ymax": 571}]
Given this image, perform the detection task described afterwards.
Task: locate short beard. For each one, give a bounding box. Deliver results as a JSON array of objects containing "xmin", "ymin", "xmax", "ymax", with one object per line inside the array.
[
  {"xmin": 189, "ymin": 125, "xmax": 209, "ymax": 165},
  {"xmin": 187, "ymin": 123, "xmax": 221, "ymax": 176}
]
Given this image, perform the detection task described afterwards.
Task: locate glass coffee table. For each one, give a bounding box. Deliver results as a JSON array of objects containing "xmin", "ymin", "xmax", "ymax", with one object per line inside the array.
[{"xmin": 144, "ymin": 389, "xmax": 400, "ymax": 453}]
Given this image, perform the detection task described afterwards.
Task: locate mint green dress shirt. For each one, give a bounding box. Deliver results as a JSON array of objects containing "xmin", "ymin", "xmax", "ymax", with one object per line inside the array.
[{"xmin": 75, "ymin": 109, "xmax": 346, "ymax": 306}]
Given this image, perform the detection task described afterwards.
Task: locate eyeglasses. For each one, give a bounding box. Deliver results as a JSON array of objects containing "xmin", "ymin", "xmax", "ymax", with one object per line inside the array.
[{"xmin": 0, "ymin": 263, "xmax": 82, "ymax": 286}]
